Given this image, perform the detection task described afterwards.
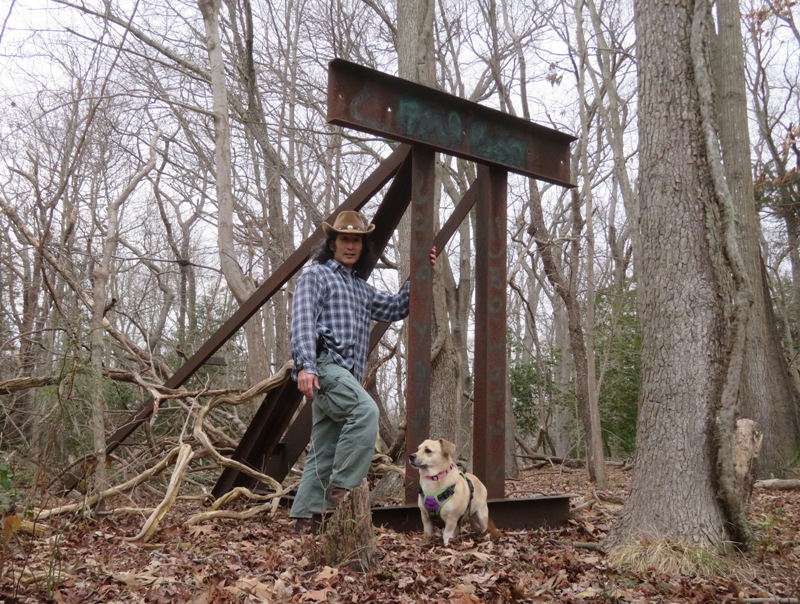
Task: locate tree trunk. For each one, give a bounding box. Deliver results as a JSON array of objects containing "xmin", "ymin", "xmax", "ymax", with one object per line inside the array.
[
  {"xmin": 712, "ymin": 0, "xmax": 800, "ymax": 479},
  {"xmin": 396, "ymin": 0, "xmax": 461, "ymax": 448},
  {"xmin": 198, "ymin": 0, "xmax": 269, "ymax": 384},
  {"xmin": 606, "ymin": 0, "xmax": 742, "ymax": 550},
  {"xmin": 528, "ymin": 184, "xmax": 606, "ymax": 486}
]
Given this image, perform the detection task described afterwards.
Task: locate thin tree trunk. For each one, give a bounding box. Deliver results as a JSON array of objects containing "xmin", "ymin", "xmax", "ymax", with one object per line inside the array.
[
  {"xmin": 89, "ymin": 130, "xmax": 160, "ymax": 496},
  {"xmin": 198, "ymin": 0, "xmax": 268, "ymax": 384}
]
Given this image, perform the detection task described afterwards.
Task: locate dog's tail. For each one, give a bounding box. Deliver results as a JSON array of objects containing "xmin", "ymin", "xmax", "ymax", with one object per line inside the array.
[{"xmin": 485, "ymin": 517, "xmax": 500, "ymax": 540}]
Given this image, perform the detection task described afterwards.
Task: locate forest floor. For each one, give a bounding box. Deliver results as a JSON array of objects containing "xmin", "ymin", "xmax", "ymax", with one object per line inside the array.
[{"xmin": 1, "ymin": 463, "xmax": 798, "ymax": 603}]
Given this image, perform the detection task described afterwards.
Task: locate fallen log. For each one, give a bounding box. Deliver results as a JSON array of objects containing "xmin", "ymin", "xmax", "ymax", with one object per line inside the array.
[{"xmin": 753, "ymin": 479, "xmax": 800, "ymax": 490}]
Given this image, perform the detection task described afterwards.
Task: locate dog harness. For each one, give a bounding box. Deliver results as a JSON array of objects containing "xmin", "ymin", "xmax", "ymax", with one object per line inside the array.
[{"xmin": 419, "ymin": 464, "xmax": 475, "ymax": 522}]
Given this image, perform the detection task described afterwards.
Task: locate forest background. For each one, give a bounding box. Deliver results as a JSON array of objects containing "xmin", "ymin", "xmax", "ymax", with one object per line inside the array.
[{"xmin": 1, "ymin": 0, "xmax": 799, "ymax": 598}]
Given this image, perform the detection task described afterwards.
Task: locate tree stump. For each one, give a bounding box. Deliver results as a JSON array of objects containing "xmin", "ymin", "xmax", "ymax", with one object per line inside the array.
[
  {"xmin": 371, "ymin": 469, "xmax": 404, "ymax": 504},
  {"xmin": 317, "ymin": 480, "xmax": 380, "ymax": 572}
]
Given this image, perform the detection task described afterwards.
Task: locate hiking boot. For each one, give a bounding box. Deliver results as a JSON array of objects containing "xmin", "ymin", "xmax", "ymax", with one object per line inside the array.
[
  {"xmin": 293, "ymin": 517, "xmax": 318, "ymax": 534},
  {"xmin": 330, "ymin": 487, "xmax": 350, "ymax": 507}
]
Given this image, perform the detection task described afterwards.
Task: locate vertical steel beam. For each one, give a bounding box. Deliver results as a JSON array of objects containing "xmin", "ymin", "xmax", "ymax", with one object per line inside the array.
[
  {"xmin": 473, "ymin": 165, "xmax": 508, "ymax": 499},
  {"xmin": 404, "ymin": 146, "xmax": 435, "ymax": 503}
]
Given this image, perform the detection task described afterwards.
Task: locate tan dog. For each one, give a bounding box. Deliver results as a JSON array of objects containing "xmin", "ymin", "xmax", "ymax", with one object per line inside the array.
[{"xmin": 409, "ymin": 438, "xmax": 490, "ymax": 545}]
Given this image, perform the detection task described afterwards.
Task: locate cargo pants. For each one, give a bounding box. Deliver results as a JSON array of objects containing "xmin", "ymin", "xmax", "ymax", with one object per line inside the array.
[{"xmin": 289, "ymin": 353, "xmax": 379, "ymax": 519}]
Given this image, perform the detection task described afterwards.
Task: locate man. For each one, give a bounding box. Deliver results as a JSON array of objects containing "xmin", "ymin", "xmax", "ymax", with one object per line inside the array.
[{"xmin": 290, "ymin": 210, "xmax": 435, "ymax": 531}]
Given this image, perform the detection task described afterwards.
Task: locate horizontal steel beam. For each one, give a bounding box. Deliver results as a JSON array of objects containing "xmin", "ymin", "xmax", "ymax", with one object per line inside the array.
[
  {"xmin": 369, "ymin": 495, "xmax": 572, "ymax": 532},
  {"xmin": 328, "ymin": 59, "xmax": 576, "ymax": 187}
]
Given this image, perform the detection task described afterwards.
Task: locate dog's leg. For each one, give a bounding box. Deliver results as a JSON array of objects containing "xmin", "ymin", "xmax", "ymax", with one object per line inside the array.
[
  {"xmin": 470, "ymin": 506, "xmax": 489, "ymax": 535},
  {"xmin": 419, "ymin": 507, "xmax": 435, "ymax": 540},
  {"xmin": 442, "ymin": 518, "xmax": 459, "ymax": 546}
]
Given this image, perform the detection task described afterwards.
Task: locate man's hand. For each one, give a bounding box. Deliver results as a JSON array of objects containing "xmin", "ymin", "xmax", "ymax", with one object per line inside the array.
[
  {"xmin": 297, "ymin": 368, "xmax": 320, "ymax": 399},
  {"xmin": 430, "ymin": 246, "xmax": 437, "ymax": 266}
]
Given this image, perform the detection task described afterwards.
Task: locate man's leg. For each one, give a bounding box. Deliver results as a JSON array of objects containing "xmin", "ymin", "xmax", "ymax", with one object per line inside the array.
[
  {"xmin": 316, "ymin": 358, "xmax": 379, "ymax": 492},
  {"xmin": 289, "ymin": 395, "xmax": 341, "ymax": 519}
]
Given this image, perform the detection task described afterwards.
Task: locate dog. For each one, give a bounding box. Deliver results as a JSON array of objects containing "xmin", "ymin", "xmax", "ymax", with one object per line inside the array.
[{"xmin": 409, "ymin": 438, "xmax": 491, "ymax": 545}]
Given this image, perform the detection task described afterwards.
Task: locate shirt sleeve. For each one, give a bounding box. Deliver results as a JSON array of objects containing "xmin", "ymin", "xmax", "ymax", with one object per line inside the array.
[
  {"xmin": 369, "ymin": 279, "xmax": 411, "ymax": 323},
  {"xmin": 291, "ymin": 269, "xmax": 324, "ymax": 377}
]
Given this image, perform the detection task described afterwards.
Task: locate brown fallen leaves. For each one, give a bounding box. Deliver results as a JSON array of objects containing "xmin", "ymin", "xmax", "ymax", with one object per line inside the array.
[{"xmin": 1, "ymin": 466, "xmax": 798, "ymax": 603}]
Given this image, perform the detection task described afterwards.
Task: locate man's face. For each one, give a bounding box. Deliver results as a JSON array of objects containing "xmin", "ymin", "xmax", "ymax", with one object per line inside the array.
[{"xmin": 331, "ymin": 233, "xmax": 363, "ymax": 269}]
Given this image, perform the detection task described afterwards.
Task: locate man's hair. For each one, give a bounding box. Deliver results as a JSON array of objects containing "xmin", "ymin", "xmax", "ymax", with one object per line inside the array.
[{"xmin": 312, "ymin": 233, "xmax": 374, "ymax": 277}]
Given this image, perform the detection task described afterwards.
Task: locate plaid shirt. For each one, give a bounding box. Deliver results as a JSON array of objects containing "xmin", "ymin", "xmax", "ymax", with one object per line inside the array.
[{"xmin": 291, "ymin": 259, "xmax": 410, "ymax": 383}]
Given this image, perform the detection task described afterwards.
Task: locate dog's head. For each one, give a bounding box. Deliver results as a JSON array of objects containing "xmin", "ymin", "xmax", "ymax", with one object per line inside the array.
[{"xmin": 409, "ymin": 438, "xmax": 456, "ymax": 474}]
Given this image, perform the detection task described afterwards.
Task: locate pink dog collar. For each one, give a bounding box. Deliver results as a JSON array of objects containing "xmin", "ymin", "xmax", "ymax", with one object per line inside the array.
[{"xmin": 425, "ymin": 463, "xmax": 456, "ymax": 482}]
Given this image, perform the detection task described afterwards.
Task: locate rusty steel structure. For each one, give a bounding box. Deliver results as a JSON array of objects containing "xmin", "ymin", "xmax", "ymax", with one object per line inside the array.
[{"xmin": 75, "ymin": 60, "xmax": 576, "ymax": 531}]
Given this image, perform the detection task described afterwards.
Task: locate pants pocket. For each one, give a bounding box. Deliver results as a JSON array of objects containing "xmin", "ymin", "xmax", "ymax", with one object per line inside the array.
[{"xmin": 316, "ymin": 371, "xmax": 361, "ymax": 422}]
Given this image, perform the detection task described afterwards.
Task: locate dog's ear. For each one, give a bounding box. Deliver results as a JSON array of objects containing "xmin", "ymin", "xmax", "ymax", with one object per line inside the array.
[{"xmin": 439, "ymin": 439, "xmax": 456, "ymax": 456}]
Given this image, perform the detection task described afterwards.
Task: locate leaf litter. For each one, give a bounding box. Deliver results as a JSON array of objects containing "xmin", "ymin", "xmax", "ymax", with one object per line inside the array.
[{"xmin": 1, "ymin": 466, "xmax": 797, "ymax": 603}]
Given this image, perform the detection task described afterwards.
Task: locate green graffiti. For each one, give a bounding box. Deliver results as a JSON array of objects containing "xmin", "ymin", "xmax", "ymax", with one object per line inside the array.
[
  {"xmin": 396, "ymin": 97, "xmax": 463, "ymax": 148},
  {"xmin": 470, "ymin": 121, "xmax": 527, "ymax": 169}
]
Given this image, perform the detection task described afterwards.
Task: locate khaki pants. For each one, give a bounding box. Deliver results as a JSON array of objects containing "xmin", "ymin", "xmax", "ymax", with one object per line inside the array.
[{"xmin": 289, "ymin": 353, "xmax": 378, "ymax": 519}]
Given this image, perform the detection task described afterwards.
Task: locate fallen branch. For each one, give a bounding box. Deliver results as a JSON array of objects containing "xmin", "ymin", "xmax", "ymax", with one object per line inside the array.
[
  {"xmin": 547, "ymin": 538, "xmax": 604, "ymax": 550},
  {"xmin": 572, "ymin": 498, "xmax": 596, "ymax": 512},
  {"xmin": 516, "ymin": 453, "xmax": 584, "ymax": 468},
  {"xmin": 96, "ymin": 507, "xmax": 156, "ymax": 517},
  {"xmin": 743, "ymin": 580, "xmax": 799, "ymax": 603},
  {"xmin": 0, "ymin": 376, "xmax": 60, "ymax": 395},
  {"xmin": 192, "ymin": 363, "xmax": 293, "ymax": 496}
]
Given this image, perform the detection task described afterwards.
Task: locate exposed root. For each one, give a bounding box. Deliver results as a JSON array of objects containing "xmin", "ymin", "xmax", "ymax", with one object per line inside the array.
[
  {"xmin": 210, "ymin": 486, "xmax": 281, "ymax": 511},
  {"xmin": 123, "ymin": 443, "xmax": 194, "ymax": 542},
  {"xmin": 186, "ymin": 495, "xmax": 282, "ymax": 525},
  {"xmin": 35, "ymin": 446, "xmax": 186, "ymax": 520}
]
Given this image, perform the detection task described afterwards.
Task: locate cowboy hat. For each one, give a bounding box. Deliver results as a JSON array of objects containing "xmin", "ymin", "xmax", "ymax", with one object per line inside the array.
[{"xmin": 322, "ymin": 210, "xmax": 376, "ymax": 236}]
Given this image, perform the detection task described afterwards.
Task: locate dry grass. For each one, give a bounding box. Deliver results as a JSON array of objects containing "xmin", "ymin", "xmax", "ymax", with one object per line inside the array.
[{"xmin": 607, "ymin": 537, "xmax": 738, "ymax": 577}]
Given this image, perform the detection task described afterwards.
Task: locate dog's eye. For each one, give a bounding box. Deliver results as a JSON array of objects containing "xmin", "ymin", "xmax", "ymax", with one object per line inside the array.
[{"xmin": 424, "ymin": 448, "xmax": 431, "ymax": 454}]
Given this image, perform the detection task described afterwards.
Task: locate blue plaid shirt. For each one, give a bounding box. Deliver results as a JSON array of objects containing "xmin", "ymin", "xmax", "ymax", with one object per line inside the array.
[{"xmin": 291, "ymin": 259, "xmax": 411, "ymax": 383}]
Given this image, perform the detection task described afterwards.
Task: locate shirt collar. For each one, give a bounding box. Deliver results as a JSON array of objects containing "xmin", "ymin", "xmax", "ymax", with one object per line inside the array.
[{"xmin": 326, "ymin": 258, "xmax": 358, "ymax": 277}]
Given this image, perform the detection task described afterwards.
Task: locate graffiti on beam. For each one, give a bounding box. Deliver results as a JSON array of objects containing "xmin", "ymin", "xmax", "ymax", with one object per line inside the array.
[
  {"xmin": 469, "ymin": 121, "xmax": 527, "ymax": 172},
  {"xmin": 395, "ymin": 97, "xmax": 464, "ymax": 149}
]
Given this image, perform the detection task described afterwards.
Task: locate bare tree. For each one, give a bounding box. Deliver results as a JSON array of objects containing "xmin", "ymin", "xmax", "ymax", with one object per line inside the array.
[
  {"xmin": 396, "ymin": 0, "xmax": 462, "ymax": 452},
  {"xmin": 712, "ymin": 0, "xmax": 800, "ymax": 479}
]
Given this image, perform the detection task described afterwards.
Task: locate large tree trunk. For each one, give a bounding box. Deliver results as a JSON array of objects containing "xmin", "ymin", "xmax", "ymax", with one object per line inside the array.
[
  {"xmin": 606, "ymin": 0, "xmax": 745, "ymax": 551},
  {"xmin": 712, "ymin": 1, "xmax": 800, "ymax": 479}
]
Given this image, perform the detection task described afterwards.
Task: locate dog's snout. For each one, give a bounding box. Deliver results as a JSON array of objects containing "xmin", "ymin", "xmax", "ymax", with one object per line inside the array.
[{"xmin": 409, "ymin": 452, "xmax": 417, "ymax": 462}]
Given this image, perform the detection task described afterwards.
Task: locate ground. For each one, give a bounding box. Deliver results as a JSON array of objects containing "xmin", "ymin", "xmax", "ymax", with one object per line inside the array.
[{"xmin": 1, "ymin": 465, "xmax": 798, "ymax": 603}]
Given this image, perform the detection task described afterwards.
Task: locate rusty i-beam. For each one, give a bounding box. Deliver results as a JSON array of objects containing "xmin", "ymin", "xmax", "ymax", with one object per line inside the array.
[{"xmin": 326, "ymin": 59, "xmax": 575, "ymax": 508}]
